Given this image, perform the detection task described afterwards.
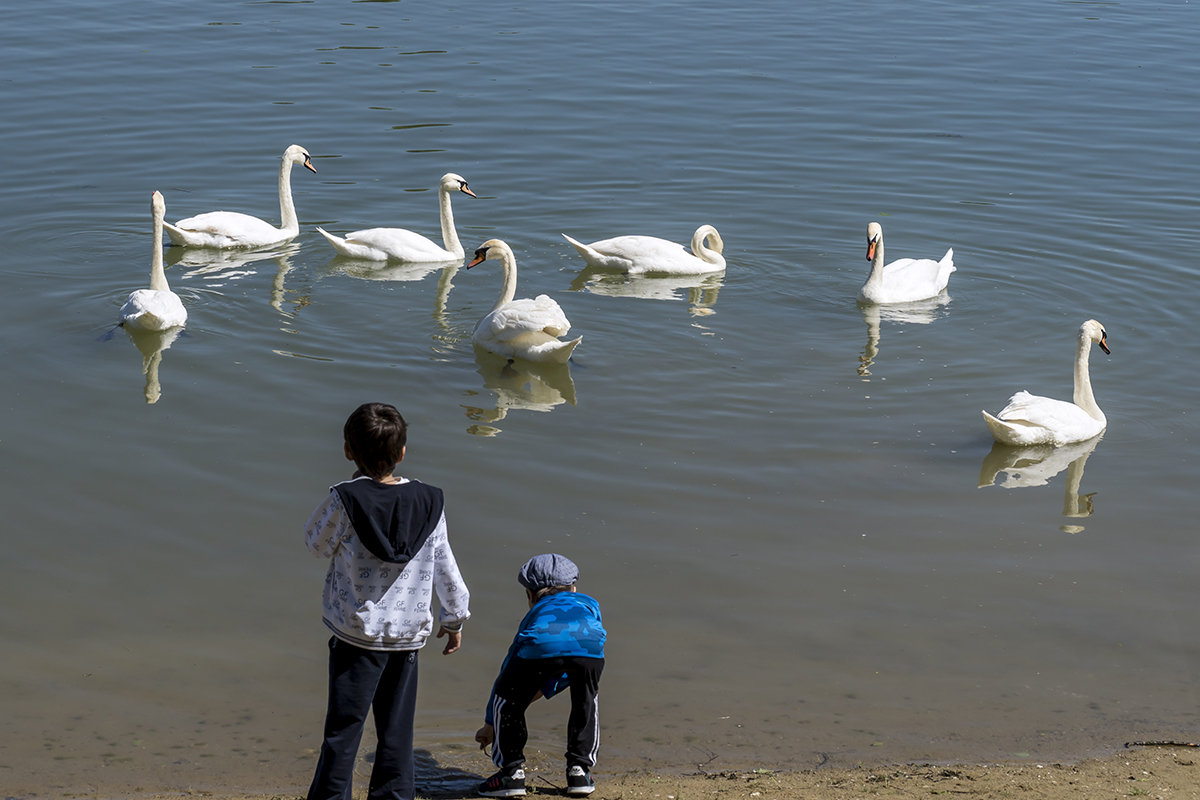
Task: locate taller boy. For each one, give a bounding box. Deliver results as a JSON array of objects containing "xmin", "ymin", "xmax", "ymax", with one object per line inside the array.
[{"xmin": 305, "ymin": 402, "xmax": 471, "ymax": 800}]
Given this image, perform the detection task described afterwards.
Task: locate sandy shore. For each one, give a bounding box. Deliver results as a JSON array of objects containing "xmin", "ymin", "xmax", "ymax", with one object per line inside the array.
[{"xmin": 124, "ymin": 745, "xmax": 1197, "ymax": 800}]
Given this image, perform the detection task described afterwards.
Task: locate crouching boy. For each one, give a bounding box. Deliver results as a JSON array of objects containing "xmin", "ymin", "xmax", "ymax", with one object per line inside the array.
[{"xmin": 475, "ymin": 554, "xmax": 606, "ymax": 797}]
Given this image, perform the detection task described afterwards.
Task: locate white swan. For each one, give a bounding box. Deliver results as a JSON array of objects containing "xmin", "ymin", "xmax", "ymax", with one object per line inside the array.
[
  {"xmin": 467, "ymin": 239, "xmax": 581, "ymax": 364},
  {"xmin": 858, "ymin": 221, "xmax": 954, "ymax": 304},
  {"xmin": 317, "ymin": 173, "xmax": 477, "ymax": 262},
  {"xmin": 982, "ymin": 319, "xmax": 1110, "ymax": 446},
  {"xmin": 164, "ymin": 144, "xmax": 316, "ymax": 249},
  {"xmin": 561, "ymin": 224, "xmax": 725, "ymax": 274},
  {"xmin": 120, "ymin": 191, "xmax": 188, "ymax": 331}
]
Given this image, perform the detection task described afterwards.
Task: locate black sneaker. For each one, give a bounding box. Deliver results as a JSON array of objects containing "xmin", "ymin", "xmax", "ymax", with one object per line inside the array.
[
  {"xmin": 566, "ymin": 765, "xmax": 595, "ymax": 796},
  {"xmin": 477, "ymin": 767, "xmax": 526, "ymax": 797}
]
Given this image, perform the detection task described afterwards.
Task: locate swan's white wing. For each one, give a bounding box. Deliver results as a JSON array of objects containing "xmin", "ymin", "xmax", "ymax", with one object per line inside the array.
[
  {"xmin": 599, "ymin": 235, "xmax": 713, "ymax": 273},
  {"xmin": 565, "ymin": 233, "xmax": 718, "ymax": 274},
  {"xmin": 121, "ymin": 289, "xmax": 188, "ymax": 331},
  {"xmin": 168, "ymin": 211, "xmax": 284, "ymax": 248},
  {"xmin": 345, "ymin": 227, "xmax": 453, "ymax": 262},
  {"xmin": 473, "ymin": 296, "xmax": 581, "ymax": 362},
  {"xmin": 479, "ymin": 296, "xmax": 571, "ymax": 339},
  {"xmin": 589, "ymin": 235, "xmax": 685, "ymax": 260},
  {"xmin": 985, "ymin": 390, "xmax": 1104, "ymax": 445},
  {"xmin": 879, "ymin": 250, "xmax": 954, "ymax": 300}
]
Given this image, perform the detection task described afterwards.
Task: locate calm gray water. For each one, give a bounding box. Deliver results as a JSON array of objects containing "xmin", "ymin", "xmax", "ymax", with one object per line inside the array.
[{"xmin": 3, "ymin": 0, "xmax": 1198, "ymax": 796}]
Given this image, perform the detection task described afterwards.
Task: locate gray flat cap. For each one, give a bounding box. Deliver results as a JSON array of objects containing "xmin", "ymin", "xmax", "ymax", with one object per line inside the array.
[{"xmin": 517, "ymin": 553, "xmax": 579, "ymax": 591}]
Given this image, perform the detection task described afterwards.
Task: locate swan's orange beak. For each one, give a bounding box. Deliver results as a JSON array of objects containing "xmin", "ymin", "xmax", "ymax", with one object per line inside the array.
[
  {"xmin": 461, "ymin": 185, "xmax": 478, "ymax": 198},
  {"xmin": 303, "ymin": 157, "xmax": 317, "ymax": 174},
  {"xmin": 467, "ymin": 249, "xmax": 487, "ymax": 268},
  {"xmin": 866, "ymin": 237, "xmax": 878, "ymax": 261},
  {"xmin": 1099, "ymin": 335, "xmax": 1110, "ymax": 354}
]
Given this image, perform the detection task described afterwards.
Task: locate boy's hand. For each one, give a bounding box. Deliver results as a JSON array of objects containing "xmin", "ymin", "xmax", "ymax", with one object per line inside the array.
[
  {"xmin": 437, "ymin": 626, "xmax": 462, "ymax": 655},
  {"xmin": 475, "ymin": 723, "xmax": 494, "ymax": 750}
]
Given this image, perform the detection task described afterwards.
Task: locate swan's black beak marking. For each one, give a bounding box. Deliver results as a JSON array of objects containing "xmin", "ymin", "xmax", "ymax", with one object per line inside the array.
[{"xmin": 1099, "ymin": 334, "xmax": 1110, "ymax": 355}]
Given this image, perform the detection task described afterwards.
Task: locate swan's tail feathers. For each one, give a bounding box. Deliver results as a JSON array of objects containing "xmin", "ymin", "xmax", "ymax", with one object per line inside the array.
[
  {"xmin": 934, "ymin": 248, "xmax": 956, "ymax": 294},
  {"xmin": 981, "ymin": 409, "xmax": 1012, "ymax": 444},
  {"xmin": 561, "ymin": 234, "xmax": 628, "ymax": 270},
  {"xmin": 561, "ymin": 233, "xmax": 592, "ymax": 257},
  {"xmin": 532, "ymin": 335, "xmax": 581, "ymax": 365},
  {"xmin": 982, "ymin": 408, "xmax": 1037, "ymax": 446},
  {"xmin": 549, "ymin": 335, "xmax": 583, "ymax": 364},
  {"xmin": 163, "ymin": 221, "xmax": 189, "ymax": 246},
  {"xmin": 317, "ymin": 227, "xmax": 376, "ymax": 260}
]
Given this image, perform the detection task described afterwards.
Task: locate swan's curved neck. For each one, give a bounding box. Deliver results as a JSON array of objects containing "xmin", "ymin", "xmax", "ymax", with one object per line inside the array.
[
  {"xmin": 437, "ymin": 186, "xmax": 464, "ymax": 257},
  {"xmin": 149, "ymin": 210, "xmax": 169, "ymax": 292},
  {"xmin": 864, "ymin": 235, "xmax": 885, "ymax": 288},
  {"xmin": 277, "ymin": 156, "xmax": 300, "ymax": 234},
  {"xmin": 1072, "ymin": 333, "xmax": 1103, "ymax": 420},
  {"xmin": 491, "ymin": 247, "xmax": 518, "ymax": 312},
  {"xmin": 692, "ymin": 227, "xmax": 724, "ymax": 265}
]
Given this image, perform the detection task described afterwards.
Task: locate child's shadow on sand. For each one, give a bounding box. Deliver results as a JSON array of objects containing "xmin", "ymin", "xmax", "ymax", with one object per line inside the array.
[{"xmin": 406, "ymin": 749, "xmax": 485, "ymax": 798}]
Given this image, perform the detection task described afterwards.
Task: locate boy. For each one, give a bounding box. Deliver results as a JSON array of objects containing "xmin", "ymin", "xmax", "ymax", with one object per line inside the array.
[
  {"xmin": 305, "ymin": 402, "xmax": 471, "ymax": 800},
  {"xmin": 474, "ymin": 553, "xmax": 606, "ymax": 798}
]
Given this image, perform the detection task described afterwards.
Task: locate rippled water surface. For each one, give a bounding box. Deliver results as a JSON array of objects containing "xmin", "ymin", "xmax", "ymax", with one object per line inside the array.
[{"xmin": 2, "ymin": 1, "xmax": 1198, "ymax": 796}]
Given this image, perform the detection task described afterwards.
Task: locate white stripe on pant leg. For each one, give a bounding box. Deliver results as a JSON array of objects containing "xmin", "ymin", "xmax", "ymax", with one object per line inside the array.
[
  {"xmin": 585, "ymin": 695, "xmax": 600, "ymax": 767},
  {"xmin": 490, "ymin": 695, "xmax": 507, "ymax": 767}
]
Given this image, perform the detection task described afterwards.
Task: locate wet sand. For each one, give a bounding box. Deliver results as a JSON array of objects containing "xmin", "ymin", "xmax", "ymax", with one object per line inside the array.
[{"xmin": 94, "ymin": 745, "xmax": 1198, "ymax": 800}]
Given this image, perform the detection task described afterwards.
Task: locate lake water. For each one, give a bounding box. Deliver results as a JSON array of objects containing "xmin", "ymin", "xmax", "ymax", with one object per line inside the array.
[{"xmin": 2, "ymin": 0, "xmax": 1198, "ymax": 797}]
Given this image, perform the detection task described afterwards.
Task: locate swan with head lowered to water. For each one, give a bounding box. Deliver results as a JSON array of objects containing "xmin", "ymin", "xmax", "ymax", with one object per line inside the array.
[
  {"xmin": 120, "ymin": 191, "xmax": 187, "ymax": 331},
  {"xmin": 561, "ymin": 224, "xmax": 725, "ymax": 274},
  {"xmin": 982, "ymin": 319, "xmax": 1111, "ymax": 447},
  {"xmin": 317, "ymin": 172, "xmax": 477, "ymax": 262},
  {"xmin": 858, "ymin": 221, "xmax": 954, "ymax": 304},
  {"xmin": 164, "ymin": 144, "xmax": 316, "ymax": 249},
  {"xmin": 466, "ymin": 239, "xmax": 581, "ymax": 364}
]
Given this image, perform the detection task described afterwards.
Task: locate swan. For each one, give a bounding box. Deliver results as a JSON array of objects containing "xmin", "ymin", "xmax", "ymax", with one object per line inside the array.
[
  {"xmin": 466, "ymin": 239, "xmax": 581, "ymax": 364},
  {"xmin": 858, "ymin": 221, "xmax": 954, "ymax": 304},
  {"xmin": 317, "ymin": 173, "xmax": 477, "ymax": 262},
  {"xmin": 164, "ymin": 144, "xmax": 316, "ymax": 248},
  {"xmin": 561, "ymin": 224, "xmax": 725, "ymax": 274},
  {"xmin": 982, "ymin": 319, "xmax": 1111, "ymax": 446},
  {"xmin": 120, "ymin": 191, "xmax": 188, "ymax": 331}
]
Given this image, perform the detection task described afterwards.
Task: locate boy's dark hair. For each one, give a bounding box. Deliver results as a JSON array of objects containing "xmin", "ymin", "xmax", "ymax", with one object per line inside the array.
[{"xmin": 344, "ymin": 402, "xmax": 407, "ymax": 479}]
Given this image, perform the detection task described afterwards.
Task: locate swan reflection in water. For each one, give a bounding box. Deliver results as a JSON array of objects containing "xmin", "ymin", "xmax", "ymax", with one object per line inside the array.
[
  {"xmin": 978, "ymin": 435, "xmax": 1102, "ymax": 532},
  {"xmin": 462, "ymin": 350, "xmax": 577, "ymax": 437},
  {"xmin": 329, "ymin": 256, "xmax": 459, "ymax": 285},
  {"xmin": 857, "ymin": 295, "xmax": 951, "ymax": 377},
  {"xmin": 568, "ymin": 266, "xmax": 723, "ymax": 317},
  {"xmin": 124, "ymin": 325, "xmax": 183, "ymax": 404},
  {"xmin": 329, "ymin": 258, "xmax": 464, "ymax": 353},
  {"xmin": 169, "ymin": 243, "xmax": 308, "ymax": 316}
]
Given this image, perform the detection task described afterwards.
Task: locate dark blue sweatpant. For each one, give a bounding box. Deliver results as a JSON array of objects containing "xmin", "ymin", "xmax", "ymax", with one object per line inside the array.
[
  {"xmin": 489, "ymin": 655, "xmax": 604, "ymax": 771},
  {"xmin": 307, "ymin": 637, "xmax": 419, "ymax": 800}
]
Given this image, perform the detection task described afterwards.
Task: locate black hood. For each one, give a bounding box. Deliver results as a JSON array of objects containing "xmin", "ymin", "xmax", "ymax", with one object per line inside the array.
[{"xmin": 332, "ymin": 477, "xmax": 445, "ymax": 564}]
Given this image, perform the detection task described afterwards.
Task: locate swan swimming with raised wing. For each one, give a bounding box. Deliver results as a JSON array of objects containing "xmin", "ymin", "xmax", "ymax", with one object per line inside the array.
[
  {"xmin": 561, "ymin": 224, "xmax": 725, "ymax": 274},
  {"xmin": 858, "ymin": 221, "xmax": 954, "ymax": 304},
  {"xmin": 982, "ymin": 319, "xmax": 1111, "ymax": 447},
  {"xmin": 120, "ymin": 191, "xmax": 188, "ymax": 331},
  {"xmin": 317, "ymin": 172, "xmax": 477, "ymax": 262},
  {"xmin": 467, "ymin": 239, "xmax": 581, "ymax": 364},
  {"xmin": 164, "ymin": 144, "xmax": 316, "ymax": 249}
]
